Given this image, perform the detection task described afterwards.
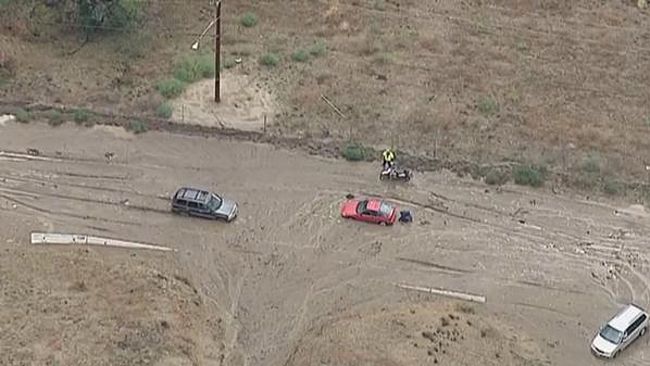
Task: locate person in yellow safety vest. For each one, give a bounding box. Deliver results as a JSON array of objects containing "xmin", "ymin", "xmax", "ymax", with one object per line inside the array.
[{"xmin": 382, "ymin": 148, "xmax": 396, "ymax": 171}]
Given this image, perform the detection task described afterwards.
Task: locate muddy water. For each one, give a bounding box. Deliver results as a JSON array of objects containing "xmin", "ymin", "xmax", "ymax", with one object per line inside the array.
[{"xmin": 1, "ymin": 122, "xmax": 649, "ymax": 366}]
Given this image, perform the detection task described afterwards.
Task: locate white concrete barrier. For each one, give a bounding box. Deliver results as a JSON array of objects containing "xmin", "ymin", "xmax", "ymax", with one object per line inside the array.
[
  {"xmin": 397, "ymin": 283, "xmax": 486, "ymax": 304},
  {"xmin": 30, "ymin": 232, "xmax": 176, "ymax": 252}
]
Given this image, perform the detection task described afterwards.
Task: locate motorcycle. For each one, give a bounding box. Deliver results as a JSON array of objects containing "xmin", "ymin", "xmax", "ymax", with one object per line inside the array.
[{"xmin": 379, "ymin": 167, "xmax": 412, "ymax": 182}]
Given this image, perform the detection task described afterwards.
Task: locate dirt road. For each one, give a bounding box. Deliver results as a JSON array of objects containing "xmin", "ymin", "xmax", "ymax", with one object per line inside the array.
[{"xmin": 1, "ymin": 122, "xmax": 649, "ymax": 365}]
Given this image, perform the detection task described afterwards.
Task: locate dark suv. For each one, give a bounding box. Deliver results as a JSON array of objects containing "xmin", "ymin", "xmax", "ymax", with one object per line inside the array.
[{"xmin": 171, "ymin": 187, "xmax": 238, "ymax": 222}]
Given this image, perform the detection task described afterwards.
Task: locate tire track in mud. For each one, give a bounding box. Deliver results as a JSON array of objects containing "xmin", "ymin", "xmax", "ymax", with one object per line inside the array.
[
  {"xmin": 0, "ymin": 148, "xmax": 209, "ymax": 176},
  {"xmin": 54, "ymin": 171, "xmax": 130, "ymax": 180},
  {"xmin": 0, "ymin": 186, "xmax": 171, "ymax": 215},
  {"xmin": 365, "ymin": 188, "xmax": 650, "ymax": 310},
  {"xmin": 0, "ymin": 193, "xmax": 139, "ymax": 226},
  {"xmin": 221, "ymin": 268, "xmax": 250, "ymax": 366},
  {"xmin": 545, "ymin": 243, "xmax": 650, "ymax": 306},
  {"xmin": 0, "ymin": 172, "xmax": 169, "ymax": 201}
]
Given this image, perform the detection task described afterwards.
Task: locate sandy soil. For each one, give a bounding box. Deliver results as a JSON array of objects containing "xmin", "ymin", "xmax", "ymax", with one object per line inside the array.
[
  {"xmin": 0, "ymin": 224, "xmax": 224, "ymax": 365},
  {"xmin": 172, "ymin": 73, "xmax": 276, "ymax": 131},
  {"xmin": 1, "ymin": 121, "xmax": 649, "ymax": 365}
]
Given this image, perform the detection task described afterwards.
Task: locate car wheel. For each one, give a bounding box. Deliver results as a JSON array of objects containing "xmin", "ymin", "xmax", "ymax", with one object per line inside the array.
[
  {"xmin": 641, "ymin": 327, "xmax": 647, "ymax": 337},
  {"xmin": 612, "ymin": 351, "xmax": 618, "ymax": 359}
]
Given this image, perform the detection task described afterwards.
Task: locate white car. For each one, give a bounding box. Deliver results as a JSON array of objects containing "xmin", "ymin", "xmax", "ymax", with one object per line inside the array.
[{"xmin": 591, "ymin": 303, "xmax": 648, "ymax": 358}]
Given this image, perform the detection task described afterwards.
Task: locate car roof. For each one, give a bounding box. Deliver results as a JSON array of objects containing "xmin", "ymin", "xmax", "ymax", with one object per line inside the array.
[
  {"xmin": 175, "ymin": 187, "xmax": 212, "ymax": 203},
  {"xmin": 609, "ymin": 304, "xmax": 646, "ymax": 331},
  {"xmin": 366, "ymin": 199, "xmax": 382, "ymax": 211}
]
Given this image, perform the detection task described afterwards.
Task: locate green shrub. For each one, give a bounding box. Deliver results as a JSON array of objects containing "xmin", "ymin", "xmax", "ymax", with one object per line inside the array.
[
  {"xmin": 259, "ymin": 53, "xmax": 280, "ymax": 67},
  {"xmin": 156, "ymin": 102, "xmax": 173, "ymax": 119},
  {"xmin": 308, "ymin": 40, "xmax": 327, "ymax": 57},
  {"xmin": 341, "ymin": 143, "xmax": 366, "ymax": 161},
  {"xmin": 173, "ymin": 53, "xmax": 214, "ymax": 83},
  {"xmin": 78, "ymin": 0, "xmax": 142, "ymax": 34},
  {"xmin": 73, "ymin": 109, "xmax": 91, "ymax": 124},
  {"xmin": 512, "ymin": 165, "xmax": 546, "ymax": 187},
  {"xmin": 477, "ymin": 96, "xmax": 499, "ymax": 117},
  {"xmin": 47, "ymin": 110, "xmax": 64, "ymax": 126},
  {"xmin": 127, "ymin": 120, "xmax": 148, "ymax": 134},
  {"xmin": 602, "ymin": 179, "xmax": 623, "ymax": 195},
  {"xmin": 156, "ymin": 79, "xmax": 186, "ymax": 99},
  {"xmin": 291, "ymin": 49, "xmax": 309, "ymax": 62},
  {"xmin": 241, "ymin": 12, "xmax": 258, "ymax": 27},
  {"xmin": 582, "ymin": 154, "xmax": 601, "ymax": 174},
  {"xmin": 15, "ymin": 108, "xmax": 30, "ymax": 123}
]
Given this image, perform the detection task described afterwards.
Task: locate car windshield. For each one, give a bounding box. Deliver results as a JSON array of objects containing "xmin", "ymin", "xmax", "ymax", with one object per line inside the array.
[
  {"xmin": 207, "ymin": 194, "xmax": 222, "ymax": 211},
  {"xmin": 356, "ymin": 200, "xmax": 368, "ymax": 214},
  {"xmin": 379, "ymin": 202, "xmax": 393, "ymax": 216},
  {"xmin": 599, "ymin": 325, "xmax": 623, "ymax": 344}
]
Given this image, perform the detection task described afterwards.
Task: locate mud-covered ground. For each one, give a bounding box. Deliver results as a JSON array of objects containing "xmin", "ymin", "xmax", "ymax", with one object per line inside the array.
[{"xmin": 1, "ymin": 122, "xmax": 650, "ymax": 365}]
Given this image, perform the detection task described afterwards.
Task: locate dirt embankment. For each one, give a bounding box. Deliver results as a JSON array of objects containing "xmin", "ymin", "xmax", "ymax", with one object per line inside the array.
[
  {"xmin": 0, "ymin": 243, "xmax": 225, "ymax": 366},
  {"xmin": 286, "ymin": 302, "xmax": 548, "ymax": 366}
]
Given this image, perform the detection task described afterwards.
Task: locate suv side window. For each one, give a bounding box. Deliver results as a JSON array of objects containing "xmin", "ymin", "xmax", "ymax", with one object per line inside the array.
[
  {"xmin": 176, "ymin": 199, "xmax": 188, "ymax": 206},
  {"xmin": 188, "ymin": 201, "xmax": 199, "ymax": 209},
  {"xmin": 626, "ymin": 314, "xmax": 647, "ymax": 335}
]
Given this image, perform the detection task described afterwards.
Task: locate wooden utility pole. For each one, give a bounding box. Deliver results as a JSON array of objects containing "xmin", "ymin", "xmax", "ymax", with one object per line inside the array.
[{"xmin": 214, "ymin": 0, "xmax": 222, "ymax": 103}]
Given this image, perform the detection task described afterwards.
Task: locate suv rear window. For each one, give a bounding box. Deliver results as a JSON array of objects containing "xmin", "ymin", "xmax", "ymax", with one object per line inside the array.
[{"xmin": 175, "ymin": 199, "xmax": 188, "ymax": 206}]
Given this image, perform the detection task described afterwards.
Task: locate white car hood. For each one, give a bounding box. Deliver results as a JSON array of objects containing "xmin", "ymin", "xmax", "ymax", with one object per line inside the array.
[{"xmin": 592, "ymin": 334, "xmax": 618, "ymax": 355}]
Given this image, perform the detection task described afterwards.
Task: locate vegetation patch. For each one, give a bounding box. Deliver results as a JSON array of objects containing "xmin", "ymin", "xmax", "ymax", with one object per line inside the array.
[
  {"xmin": 127, "ymin": 120, "xmax": 148, "ymax": 134},
  {"xmin": 156, "ymin": 79, "xmax": 186, "ymax": 99},
  {"xmin": 73, "ymin": 109, "xmax": 91, "ymax": 124},
  {"xmin": 156, "ymin": 102, "xmax": 173, "ymax": 119},
  {"xmin": 308, "ymin": 40, "xmax": 327, "ymax": 57},
  {"xmin": 173, "ymin": 53, "xmax": 214, "ymax": 83},
  {"xmin": 291, "ymin": 49, "xmax": 309, "ymax": 63},
  {"xmin": 259, "ymin": 53, "xmax": 281, "ymax": 67},
  {"xmin": 484, "ymin": 168, "xmax": 509, "ymax": 186},
  {"xmin": 47, "ymin": 110, "xmax": 64, "ymax": 126},
  {"xmin": 512, "ymin": 165, "xmax": 547, "ymax": 187},
  {"xmin": 240, "ymin": 12, "xmax": 258, "ymax": 28},
  {"xmin": 581, "ymin": 154, "xmax": 601, "ymax": 174},
  {"xmin": 15, "ymin": 108, "xmax": 31, "ymax": 123},
  {"xmin": 222, "ymin": 57, "xmax": 236, "ymax": 70},
  {"xmin": 341, "ymin": 143, "xmax": 370, "ymax": 162},
  {"xmin": 477, "ymin": 96, "xmax": 499, "ymax": 117},
  {"xmin": 602, "ymin": 178, "xmax": 623, "ymax": 195},
  {"xmin": 155, "ymin": 53, "xmax": 214, "ymax": 99},
  {"xmin": 77, "ymin": 0, "xmax": 143, "ymax": 35}
]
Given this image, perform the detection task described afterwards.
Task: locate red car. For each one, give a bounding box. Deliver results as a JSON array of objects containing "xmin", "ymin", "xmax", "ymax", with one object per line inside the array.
[{"xmin": 341, "ymin": 198, "xmax": 397, "ymax": 225}]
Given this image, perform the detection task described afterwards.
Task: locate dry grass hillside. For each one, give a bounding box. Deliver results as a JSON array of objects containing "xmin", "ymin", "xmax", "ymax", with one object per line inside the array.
[
  {"xmin": 286, "ymin": 302, "xmax": 548, "ymax": 366},
  {"xmin": 0, "ymin": 233, "xmax": 225, "ymax": 366},
  {"xmin": 0, "ymin": 1, "xmax": 649, "ymax": 189}
]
